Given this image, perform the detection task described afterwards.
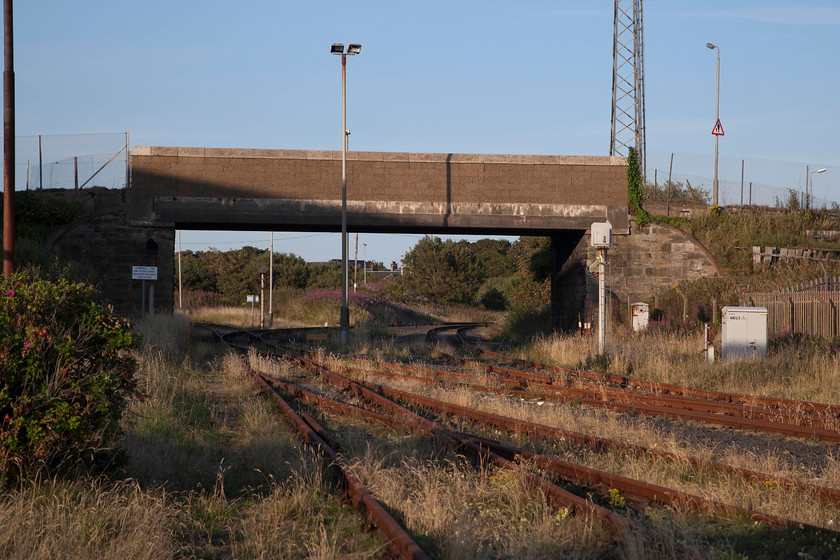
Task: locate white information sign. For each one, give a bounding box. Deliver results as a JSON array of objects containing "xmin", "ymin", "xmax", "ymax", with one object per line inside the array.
[
  {"xmin": 132, "ymin": 266, "xmax": 158, "ymax": 280},
  {"xmin": 246, "ymin": 295, "xmax": 259, "ymax": 303}
]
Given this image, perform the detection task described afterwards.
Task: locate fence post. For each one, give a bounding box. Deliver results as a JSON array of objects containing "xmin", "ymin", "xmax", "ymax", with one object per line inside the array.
[
  {"xmin": 667, "ymin": 152, "xmax": 674, "ymax": 217},
  {"xmin": 125, "ymin": 131, "xmax": 130, "ymax": 188}
]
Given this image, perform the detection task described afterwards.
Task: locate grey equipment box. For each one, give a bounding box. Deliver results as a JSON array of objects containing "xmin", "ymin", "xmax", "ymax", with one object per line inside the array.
[{"xmin": 721, "ymin": 306, "xmax": 767, "ymax": 361}]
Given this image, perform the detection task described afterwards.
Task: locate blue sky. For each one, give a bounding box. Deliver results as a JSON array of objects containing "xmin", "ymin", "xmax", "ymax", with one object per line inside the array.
[{"xmin": 15, "ymin": 0, "xmax": 840, "ymax": 264}]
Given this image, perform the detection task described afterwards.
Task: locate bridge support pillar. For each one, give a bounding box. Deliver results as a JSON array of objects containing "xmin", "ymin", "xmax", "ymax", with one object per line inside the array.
[{"xmin": 550, "ymin": 231, "xmax": 587, "ymax": 332}]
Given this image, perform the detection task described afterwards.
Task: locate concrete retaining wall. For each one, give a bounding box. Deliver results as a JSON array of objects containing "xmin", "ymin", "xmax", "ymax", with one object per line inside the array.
[{"xmin": 563, "ymin": 219, "xmax": 721, "ymax": 329}]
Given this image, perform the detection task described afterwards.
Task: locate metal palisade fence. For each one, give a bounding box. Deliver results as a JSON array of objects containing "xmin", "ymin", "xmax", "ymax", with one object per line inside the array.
[
  {"xmin": 647, "ymin": 150, "xmax": 839, "ymax": 210},
  {"xmin": 742, "ymin": 278, "xmax": 840, "ymax": 339},
  {"xmin": 12, "ymin": 132, "xmax": 129, "ymax": 190}
]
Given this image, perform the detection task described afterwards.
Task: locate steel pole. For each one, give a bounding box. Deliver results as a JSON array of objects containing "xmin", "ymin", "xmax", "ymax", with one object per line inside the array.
[
  {"xmin": 354, "ymin": 232, "xmax": 358, "ymax": 293},
  {"xmin": 269, "ymin": 232, "xmax": 273, "ymax": 328},
  {"xmin": 178, "ymin": 230, "xmax": 182, "ymax": 310},
  {"xmin": 3, "ymin": 0, "xmax": 14, "ymax": 277},
  {"xmin": 340, "ymin": 53, "xmax": 349, "ymax": 347},
  {"xmin": 598, "ymin": 248, "xmax": 606, "ymax": 355},
  {"xmin": 713, "ymin": 47, "xmax": 720, "ymax": 207},
  {"xmin": 806, "ymin": 164, "xmax": 809, "ymax": 210}
]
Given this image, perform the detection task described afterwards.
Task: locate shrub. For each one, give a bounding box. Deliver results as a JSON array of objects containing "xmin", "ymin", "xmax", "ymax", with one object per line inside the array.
[
  {"xmin": 0, "ymin": 272, "xmax": 138, "ymax": 487},
  {"xmin": 480, "ymin": 287, "xmax": 507, "ymax": 311}
]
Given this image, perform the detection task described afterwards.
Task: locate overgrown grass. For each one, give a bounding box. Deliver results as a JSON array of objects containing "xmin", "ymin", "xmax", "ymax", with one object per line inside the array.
[
  {"xmin": 335, "ymin": 347, "xmax": 840, "ymax": 558},
  {"xmin": 680, "ymin": 208, "xmax": 840, "ymax": 277},
  {"xmin": 0, "ymin": 313, "xmax": 387, "ymax": 559},
  {"xmin": 524, "ymin": 329, "xmax": 840, "ymax": 405}
]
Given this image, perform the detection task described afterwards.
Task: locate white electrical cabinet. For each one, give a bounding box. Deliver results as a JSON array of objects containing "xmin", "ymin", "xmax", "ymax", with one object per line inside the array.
[
  {"xmin": 631, "ymin": 302, "xmax": 649, "ymax": 332},
  {"xmin": 721, "ymin": 306, "xmax": 767, "ymax": 361},
  {"xmin": 590, "ymin": 222, "xmax": 612, "ymax": 248}
]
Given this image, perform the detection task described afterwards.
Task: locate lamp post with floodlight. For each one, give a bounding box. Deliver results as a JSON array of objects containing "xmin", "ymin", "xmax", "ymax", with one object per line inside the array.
[
  {"xmin": 331, "ymin": 42, "xmax": 361, "ymax": 348},
  {"xmin": 706, "ymin": 42, "xmax": 720, "ymax": 207}
]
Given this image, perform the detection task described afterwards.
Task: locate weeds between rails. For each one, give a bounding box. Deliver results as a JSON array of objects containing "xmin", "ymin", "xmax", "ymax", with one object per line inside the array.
[
  {"xmin": 453, "ymin": 327, "xmax": 840, "ymax": 438},
  {"xmin": 253, "ymin": 351, "xmax": 708, "ymax": 559},
  {"xmin": 260, "ymin": 358, "xmax": 830, "ymax": 533},
  {"xmin": 207, "ymin": 325, "xmax": 699, "ymax": 558},
  {"xmin": 197, "ymin": 323, "xmax": 431, "ymax": 560},
  {"xmin": 321, "ymin": 354, "xmax": 840, "ymax": 507},
  {"xmin": 456, "ymin": 327, "xmax": 839, "ymax": 415},
  {"xmin": 199, "ymin": 324, "xmax": 840, "ymax": 560}
]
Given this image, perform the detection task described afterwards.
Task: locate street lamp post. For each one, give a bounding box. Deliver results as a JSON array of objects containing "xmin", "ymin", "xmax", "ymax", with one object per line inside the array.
[
  {"xmin": 808, "ymin": 167, "xmax": 827, "ymax": 209},
  {"xmin": 362, "ymin": 242, "xmax": 367, "ymax": 285},
  {"xmin": 331, "ymin": 42, "xmax": 361, "ymax": 348},
  {"xmin": 706, "ymin": 42, "xmax": 720, "ymax": 207}
]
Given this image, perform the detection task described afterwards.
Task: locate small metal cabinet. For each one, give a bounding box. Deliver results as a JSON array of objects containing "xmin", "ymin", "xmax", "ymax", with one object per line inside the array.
[
  {"xmin": 721, "ymin": 306, "xmax": 767, "ymax": 360},
  {"xmin": 590, "ymin": 222, "xmax": 612, "ymax": 248}
]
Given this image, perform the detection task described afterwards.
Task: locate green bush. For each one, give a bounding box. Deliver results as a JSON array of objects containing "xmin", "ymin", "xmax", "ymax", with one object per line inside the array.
[
  {"xmin": 480, "ymin": 287, "xmax": 507, "ymax": 311},
  {"xmin": 0, "ymin": 272, "xmax": 138, "ymax": 487}
]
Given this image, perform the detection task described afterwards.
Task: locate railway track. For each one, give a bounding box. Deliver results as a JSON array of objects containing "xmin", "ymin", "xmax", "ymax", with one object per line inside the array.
[
  {"xmin": 449, "ymin": 326, "xmax": 840, "ymax": 440},
  {"xmin": 196, "ymin": 321, "xmax": 840, "ymax": 558}
]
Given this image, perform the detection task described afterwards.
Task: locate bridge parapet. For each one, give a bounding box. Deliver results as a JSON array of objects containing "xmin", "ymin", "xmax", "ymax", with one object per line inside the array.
[{"xmin": 129, "ymin": 147, "xmax": 628, "ymax": 234}]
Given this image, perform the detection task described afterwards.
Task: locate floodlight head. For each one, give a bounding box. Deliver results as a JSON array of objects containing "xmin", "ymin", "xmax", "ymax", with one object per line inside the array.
[
  {"xmin": 816, "ymin": 168, "xmax": 827, "ymax": 174},
  {"xmin": 706, "ymin": 43, "xmax": 716, "ymax": 50},
  {"xmin": 347, "ymin": 44, "xmax": 362, "ymax": 55},
  {"xmin": 331, "ymin": 43, "xmax": 344, "ymax": 54}
]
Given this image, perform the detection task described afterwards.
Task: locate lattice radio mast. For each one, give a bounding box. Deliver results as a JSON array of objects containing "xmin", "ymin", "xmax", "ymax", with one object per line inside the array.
[{"xmin": 610, "ymin": 0, "xmax": 645, "ymax": 179}]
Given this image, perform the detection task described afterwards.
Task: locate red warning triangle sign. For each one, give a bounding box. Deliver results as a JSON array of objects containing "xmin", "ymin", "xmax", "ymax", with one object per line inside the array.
[{"xmin": 712, "ymin": 119, "xmax": 724, "ymax": 136}]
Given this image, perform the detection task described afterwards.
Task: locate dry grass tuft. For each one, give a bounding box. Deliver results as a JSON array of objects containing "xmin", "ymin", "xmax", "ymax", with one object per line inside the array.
[{"xmin": 0, "ymin": 478, "xmax": 182, "ymax": 560}]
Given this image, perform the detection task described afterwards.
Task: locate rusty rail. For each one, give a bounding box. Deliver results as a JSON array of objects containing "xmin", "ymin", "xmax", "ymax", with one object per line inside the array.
[
  {"xmin": 287, "ymin": 354, "xmax": 633, "ymax": 541},
  {"xmin": 259, "ymin": 369, "xmax": 830, "ymax": 534},
  {"xmin": 203, "ymin": 327, "xmax": 432, "ymax": 560},
  {"xmin": 326, "ymin": 358, "xmax": 840, "ymax": 508},
  {"xmin": 456, "ymin": 326, "xmax": 838, "ymax": 417}
]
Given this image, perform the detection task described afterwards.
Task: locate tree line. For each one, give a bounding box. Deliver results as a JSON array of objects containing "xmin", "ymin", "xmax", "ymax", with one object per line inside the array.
[{"xmin": 176, "ymin": 235, "xmax": 551, "ymax": 311}]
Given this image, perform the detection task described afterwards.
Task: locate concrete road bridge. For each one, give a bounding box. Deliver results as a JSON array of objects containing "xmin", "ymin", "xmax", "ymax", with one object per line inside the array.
[
  {"xmin": 47, "ymin": 146, "xmax": 638, "ymax": 330},
  {"xmin": 124, "ymin": 146, "xmax": 628, "ymax": 330},
  {"xmin": 127, "ymin": 146, "xmax": 628, "ymax": 234}
]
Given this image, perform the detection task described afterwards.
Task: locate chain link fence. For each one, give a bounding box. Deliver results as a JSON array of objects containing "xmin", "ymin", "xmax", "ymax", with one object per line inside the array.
[
  {"xmin": 647, "ymin": 150, "xmax": 839, "ymax": 210},
  {"xmin": 10, "ymin": 132, "xmax": 129, "ymax": 190}
]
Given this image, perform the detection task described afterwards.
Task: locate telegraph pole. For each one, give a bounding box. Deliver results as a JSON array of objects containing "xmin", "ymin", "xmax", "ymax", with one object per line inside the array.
[{"xmin": 3, "ymin": 0, "xmax": 14, "ymax": 276}]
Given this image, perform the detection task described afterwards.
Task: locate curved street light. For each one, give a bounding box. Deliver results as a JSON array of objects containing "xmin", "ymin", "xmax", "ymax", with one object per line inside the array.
[{"xmin": 809, "ymin": 167, "xmax": 827, "ymax": 209}]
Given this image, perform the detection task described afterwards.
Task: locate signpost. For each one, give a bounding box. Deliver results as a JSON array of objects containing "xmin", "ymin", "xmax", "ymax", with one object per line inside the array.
[
  {"xmin": 132, "ymin": 266, "xmax": 158, "ymax": 318},
  {"xmin": 246, "ymin": 295, "xmax": 259, "ymax": 327}
]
